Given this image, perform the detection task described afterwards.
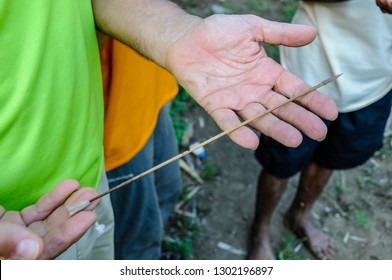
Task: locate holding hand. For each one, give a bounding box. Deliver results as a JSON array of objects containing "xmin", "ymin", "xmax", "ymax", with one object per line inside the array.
[{"xmin": 0, "ymin": 180, "xmax": 100, "ymax": 259}]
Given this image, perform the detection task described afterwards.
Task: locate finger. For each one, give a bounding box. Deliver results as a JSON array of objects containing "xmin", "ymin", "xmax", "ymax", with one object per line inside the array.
[
  {"xmin": 63, "ymin": 186, "xmax": 101, "ymax": 211},
  {"xmin": 205, "ymin": 79, "xmax": 330, "ymax": 143},
  {"xmin": 21, "ymin": 180, "xmax": 81, "ymax": 225},
  {"xmin": 274, "ymin": 70, "xmax": 338, "ymax": 121},
  {"xmin": 28, "ymin": 187, "xmax": 100, "ymax": 236},
  {"xmin": 252, "ymin": 88, "xmax": 329, "ymax": 141},
  {"xmin": 210, "ymin": 108, "xmax": 260, "ymax": 150},
  {"xmin": 28, "ymin": 187, "xmax": 100, "ymax": 259},
  {"xmin": 39, "ymin": 211, "xmax": 97, "ymax": 259},
  {"xmin": 41, "ymin": 188, "xmax": 99, "ymax": 259},
  {"xmin": 237, "ymin": 102, "xmax": 304, "ymax": 147},
  {"xmin": 0, "ymin": 222, "xmax": 43, "ymax": 260},
  {"xmin": 247, "ymin": 15, "xmax": 317, "ymax": 47},
  {"xmin": 1, "ymin": 211, "xmax": 26, "ymax": 225}
]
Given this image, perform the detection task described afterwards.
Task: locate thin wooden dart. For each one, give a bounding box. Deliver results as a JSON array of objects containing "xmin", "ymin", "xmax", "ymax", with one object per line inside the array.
[{"xmin": 67, "ymin": 73, "xmax": 342, "ymax": 216}]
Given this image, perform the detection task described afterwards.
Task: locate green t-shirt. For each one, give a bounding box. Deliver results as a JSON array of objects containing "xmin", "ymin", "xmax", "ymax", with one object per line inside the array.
[{"xmin": 0, "ymin": 0, "xmax": 104, "ymax": 210}]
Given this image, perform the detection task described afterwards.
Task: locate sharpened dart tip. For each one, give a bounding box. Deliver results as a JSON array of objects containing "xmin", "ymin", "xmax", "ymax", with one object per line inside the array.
[
  {"xmin": 334, "ymin": 73, "xmax": 343, "ymax": 80},
  {"xmin": 325, "ymin": 73, "xmax": 343, "ymax": 84},
  {"xmin": 67, "ymin": 200, "xmax": 90, "ymax": 216}
]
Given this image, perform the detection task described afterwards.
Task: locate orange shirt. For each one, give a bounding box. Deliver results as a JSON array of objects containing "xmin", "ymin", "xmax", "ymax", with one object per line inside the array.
[{"xmin": 101, "ymin": 39, "xmax": 178, "ymax": 171}]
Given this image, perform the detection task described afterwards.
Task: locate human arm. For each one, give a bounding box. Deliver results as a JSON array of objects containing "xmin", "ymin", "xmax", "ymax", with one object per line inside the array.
[
  {"xmin": 376, "ymin": 0, "xmax": 392, "ymax": 13},
  {"xmin": 92, "ymin": 0, "xmax": 338, "ymax": 149},
  {"xmin": 0, "ymin": 180, "xmax": 100, "ymax": 259}
]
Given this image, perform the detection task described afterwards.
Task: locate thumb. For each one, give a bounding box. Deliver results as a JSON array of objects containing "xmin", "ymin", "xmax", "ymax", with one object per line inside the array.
[
  {"xmin": 250, "ymin": 16, "xmax": 317, "ymax": 47},
  {"xmin": 0, "ymin": 222, "xmax": 43, "ymax": 259}
]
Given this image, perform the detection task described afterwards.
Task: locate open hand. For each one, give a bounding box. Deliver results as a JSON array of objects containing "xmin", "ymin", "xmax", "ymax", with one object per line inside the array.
[{"xmin": 166, "ymin": 14, "xmax": 338, "ymax": 149}]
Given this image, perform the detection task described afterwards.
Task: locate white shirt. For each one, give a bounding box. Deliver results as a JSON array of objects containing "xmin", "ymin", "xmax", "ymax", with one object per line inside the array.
[{"xmin": 280, "ymin": 0, "xmax": 392, "ymax": 112}]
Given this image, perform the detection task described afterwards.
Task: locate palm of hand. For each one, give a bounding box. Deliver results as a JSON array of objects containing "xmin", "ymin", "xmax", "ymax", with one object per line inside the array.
[{"xmin": 166, "ymin": 14, "xmax": 338, "ymax": 149}]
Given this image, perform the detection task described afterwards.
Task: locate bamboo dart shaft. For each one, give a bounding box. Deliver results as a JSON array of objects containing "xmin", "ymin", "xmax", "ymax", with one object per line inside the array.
[{"xmin": 67, "ymin": 74, "xmax": 342, "ymax": 216}]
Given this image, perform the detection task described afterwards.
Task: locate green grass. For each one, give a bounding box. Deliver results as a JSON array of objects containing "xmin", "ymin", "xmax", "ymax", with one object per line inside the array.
[
  {"xmin": 355, "ymin": 211, "xmax": 370, "ymax": 230},
  {"xmin": 348, "ymin": 204, "xmax": 370, "ymax": 230},
  {"xmin": 333, "ymin": 182, "xmax": 350, "ymax": 201},
  {"xmin": 169, "ymin": 86, "xmax": 196, "ymax": 145},
  {"xmin": 200, "ymin": 158, "xmax": 219, "ymax": 180},
  {"xmin": 277, "ymin": 235, "xmax": 306, "ymax": 260},
  {"xmin": 282, "ymin": 0, "xmax": 298, "ymax": 22},
  {"xmin": 163, "ymin": 215, "xmax": 202, "ymax": 259},
  {"xmin": 223, "ymin": 0, "xmax": 270, "ymax": 15},
  {"xmin": 374, "ymin": 129, "xmax": 392, "ymax": 159}
]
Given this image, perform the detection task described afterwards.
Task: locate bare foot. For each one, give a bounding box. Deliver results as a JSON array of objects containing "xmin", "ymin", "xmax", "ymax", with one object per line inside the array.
[
  {"xmin": 247, "ymin": 226, "xmax": 275, "ymax": 260},
  {"xmin": 284, "ymin": 213, "xmax": 335, "ymax": 259}
]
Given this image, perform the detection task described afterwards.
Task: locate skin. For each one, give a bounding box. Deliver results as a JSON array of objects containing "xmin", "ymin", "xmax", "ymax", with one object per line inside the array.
[
  {"xmin": 249, "ymin": 0, "xmax": 390, "ymax": 260},
  {"xmin": 2, "ymin": 0, "xmax": 340, "ymax": 259},
  {"xmin": 376, "ymin": 0, "xmax": 392, "ymax": 13},
  {"xmin": 249, "ymin": 164, "xmax": 335, "ymax": 260},
  {"xmin": 0, "ymin": 180, "xmax": 100, "ymax": 259},
  {"xmin": 92, "ymin": 0, "xmax": 338, "ymax": 150},
  {"xmin": 283, "ymin": 163, "xmax": 335, "ymax": 259}
]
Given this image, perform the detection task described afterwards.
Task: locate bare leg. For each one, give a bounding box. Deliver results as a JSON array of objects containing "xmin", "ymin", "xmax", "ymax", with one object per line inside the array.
[
  {"xmin": 284, "ymin": 162, "xmax": 335, "ymax": 259},
  {"xmin": 248, "ymin": 169, "xmax": 288, "ymax": 260}
]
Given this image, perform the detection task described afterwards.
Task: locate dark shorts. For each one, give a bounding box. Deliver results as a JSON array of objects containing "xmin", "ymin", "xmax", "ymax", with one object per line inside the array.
[{"xmin": 255, "ymin": 89, "xmax": 392, "ymax": 179}]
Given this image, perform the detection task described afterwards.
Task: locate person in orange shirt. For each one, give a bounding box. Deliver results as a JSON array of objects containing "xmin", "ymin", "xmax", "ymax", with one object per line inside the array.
[{"xmin": 101, "ymin": 38, "xmax": 181, "ymax": 259}]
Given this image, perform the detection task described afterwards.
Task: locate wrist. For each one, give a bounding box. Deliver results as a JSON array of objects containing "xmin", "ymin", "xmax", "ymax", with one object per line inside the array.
[{"xmin": 160, "ymin": 14, "xmax": 202, "ymax": 71}]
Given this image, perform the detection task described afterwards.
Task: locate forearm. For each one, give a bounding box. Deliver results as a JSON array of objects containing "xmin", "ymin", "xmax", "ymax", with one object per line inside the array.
[{"xmin": 92, "ymin": 0, "xmax": 202, "ymax": 69}]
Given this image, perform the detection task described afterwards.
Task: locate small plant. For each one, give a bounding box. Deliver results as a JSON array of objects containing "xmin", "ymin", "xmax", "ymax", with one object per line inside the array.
[
  {"xmin": 348, "ymin": 204, "xmax": 370, "ymax": 229},
  {"xmin": 333, "ymin": 183, "xmax": 350, "ymax": 201},
  {"xmin": 163, "ymin": 215, "xmax": 202, "ymax": 259},
  {"xmin": 374, "ymin": 149, "xmax": 392, "ymax": 160},
  {"xmin": 170, "ymin": 86, "xmax": 196, "ymax": 144},
  {"xmin": 200, "ymin": 158, "xmax": 219, "ymax": 181},
  {"xmin": 277, "ymin": 235, "xmax": 306, "ymax": 260},
  {"xmin": 373, "ymin": 130, "xmax": 392, "ymax": 160},
  {"xmin": 179, "ymin": 184, "xmax": 192, "ymax": 202},
  {"xmin": 357, "ymin": 175, "xmax": 372, "ymax": 188},
  {"xmin": 356, "ymin": 211, "xmax": 370, "ymax": 230}
]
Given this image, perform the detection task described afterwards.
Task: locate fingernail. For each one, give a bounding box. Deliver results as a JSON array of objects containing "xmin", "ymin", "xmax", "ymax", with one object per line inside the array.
[{"xmin": 16, "ymin": 239, "xmax": 40, "ymax": 260}]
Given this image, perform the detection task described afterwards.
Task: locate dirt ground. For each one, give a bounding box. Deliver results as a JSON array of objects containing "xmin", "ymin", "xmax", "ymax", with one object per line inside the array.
[
  {"xmin": 170, "ymin": 0, "xmax": 392, "ymax": 260},
  {"xmin": 181, "ymin": 106, "xmax": 392, "ymax": 260}
]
